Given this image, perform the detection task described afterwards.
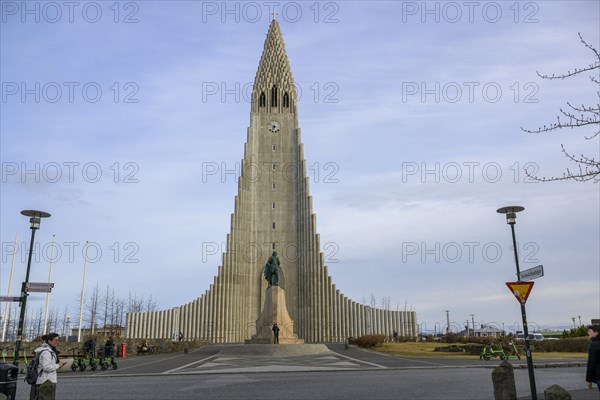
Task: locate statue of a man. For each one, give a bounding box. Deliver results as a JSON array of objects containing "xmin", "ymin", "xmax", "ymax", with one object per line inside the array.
[{"xmin": 263, "ymin": 251, "xmax": 280, "ymax": 287}]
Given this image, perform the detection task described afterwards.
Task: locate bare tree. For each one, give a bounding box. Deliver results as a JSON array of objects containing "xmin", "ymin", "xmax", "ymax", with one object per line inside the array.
[
  {"xmin": 381, "ymin": 296, "xmax": 392, "ymax": 311},
  {"xmin": 86, "ymin": 284, "xmax": 100, "ymax": 335},
  {"xmin": 114, "ymin": 297, "xmax": 126, "ymax": 329},
  {"xmin": 369, "ymin": 293, "xmax": 377, "ymax": 309},
  {"xmin": 144, "ymin": 295, "xmax": 158, "ymax": 312},
  {"xmin": 33, "ymin": 306, "xmax": 43, "ymax": 340},
  {"xmin": 46, "ymin": 307, "xmax": 59, "ymax": 335},
  {"xmin": 61, "ymin": 305, "xmax": 70, "ymax": 338},
  {"xmin": 522, "ymin": 33, "xmax": 599, "ymax": 182},
  {"xmin": 101, "ymin": 285, "xmax": 111, "ymax": 332},
  {"xmin": 127, "ymin": 292, "xmax": 144, "ymax": 313}
]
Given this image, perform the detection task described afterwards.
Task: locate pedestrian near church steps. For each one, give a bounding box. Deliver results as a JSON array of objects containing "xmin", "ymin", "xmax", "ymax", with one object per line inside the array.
[
  {"xmin": 30, "ymin": 333, "xmax": 67, "ymax": 400},
  {"xmin": 586, "ymin": 324, "xmax": 600, "ymax": 391},
  {"xmin": 272, "ymin": 323, "xmax": 280, "ymax": 344}
]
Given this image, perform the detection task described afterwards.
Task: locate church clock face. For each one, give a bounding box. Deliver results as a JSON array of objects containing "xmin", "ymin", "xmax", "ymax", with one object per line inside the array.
[{"xmin": 268, "ymin": 121, "xmax": 281, "ymax": 132}]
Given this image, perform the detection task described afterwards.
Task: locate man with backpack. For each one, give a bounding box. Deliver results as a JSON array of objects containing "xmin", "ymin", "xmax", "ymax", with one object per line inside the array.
[{"xmin": 29, "ymin": 333, "xmax": 67, "ymax": 400}]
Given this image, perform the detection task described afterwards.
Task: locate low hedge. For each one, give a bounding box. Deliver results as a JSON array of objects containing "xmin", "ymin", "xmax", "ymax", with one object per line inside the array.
[
  {"xmin": 434, "ymin": 338, "xmax": 589, "ymax": 355},
  {"xmin": 526, "ymin": 337, "xmax": 588, "ymax": 353},
  {"xmin": 354, "ymin": 334, "xmax": 386, "ymax": 348}
]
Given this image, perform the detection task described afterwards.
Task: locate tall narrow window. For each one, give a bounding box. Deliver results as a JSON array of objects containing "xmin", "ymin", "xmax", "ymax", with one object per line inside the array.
[
  {"xmin": 272, "ymin": 202, "xmax": 276, "ymax": 209},
  {"xmin": 272, "ymin": 145, "xmax": 276, "ymax": 151},
  {"xmin": 271, "ymin": 85, "xmax": 278, "ymax": 107},
  {"xmin": 272, "ymin": 222, "xmax": 276, "ymax": 229},
  {"xmin": 283, "ymin": 92, "xmax": 289, "ymax": 108},
  {"xmin": 272, "ymin": 164, "xmax": 276, "ymax": 171},
  {"xmin": 272, "ymin": 182, "xmax": 276, "ymax": 190},
  {"xmin": 259, "ymin": 92, "xmax": 266, "ymax": 107},
  {"xmin": 272, "ymin": 243, "xmax": 276, "ymax": 250}
]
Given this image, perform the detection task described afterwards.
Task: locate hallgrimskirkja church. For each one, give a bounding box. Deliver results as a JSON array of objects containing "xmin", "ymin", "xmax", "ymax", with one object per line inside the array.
[{"xmin": 126, "ymin": 20, "xmax": 417, "ymax": 343}]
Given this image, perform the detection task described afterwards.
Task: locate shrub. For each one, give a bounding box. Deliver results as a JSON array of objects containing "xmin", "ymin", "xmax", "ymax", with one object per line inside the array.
[
  {"xmin": 529, "ymin": 337, "xmax": 589, "ymax": 352},
  {"xmin": 355, "ymin": 334, "xmax": 386, "ymax": 348},
  {"xmin": 561, "ymin": 326, "xmax": 588, "ymax": 338},
  {"xmin": 442, "ymin": 333, "xmax": 462, "ymax": 343}
]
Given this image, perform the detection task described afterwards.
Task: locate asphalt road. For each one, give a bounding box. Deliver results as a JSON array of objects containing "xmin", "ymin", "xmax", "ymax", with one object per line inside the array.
[{"xmin": 9, "ymin": 344, "xmax": 595, "ymax": 400}]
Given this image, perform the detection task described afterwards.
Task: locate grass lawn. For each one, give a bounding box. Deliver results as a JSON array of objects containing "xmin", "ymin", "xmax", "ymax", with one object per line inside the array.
[{"xmin": 369, "ymin": 342, "xmax": 587, "ymax": 360}]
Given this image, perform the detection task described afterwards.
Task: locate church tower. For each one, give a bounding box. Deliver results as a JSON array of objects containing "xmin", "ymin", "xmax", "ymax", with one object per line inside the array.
[{"xmin": 127, "ymin": 20, "xmax": 417, "ymax": 343}]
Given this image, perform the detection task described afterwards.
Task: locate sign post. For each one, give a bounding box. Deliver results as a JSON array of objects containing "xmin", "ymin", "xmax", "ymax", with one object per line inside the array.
[
  {"xmin": 25, "ymin": 282, "xmax": 54, "ymax": 293},
  {"xmin": 0, "ymin": 296, "xmax": 22, "ymax": 302},
  {"xmin": 506, "ymin": 281, "xmax": 535, "ymax": 304},
  {"xmin": 520, "ymin": 265, "xmax": 544, "ymax": 281},
  {"xmin": 497, "ymin": 206, "xmax": 537, "ymax": 400}
]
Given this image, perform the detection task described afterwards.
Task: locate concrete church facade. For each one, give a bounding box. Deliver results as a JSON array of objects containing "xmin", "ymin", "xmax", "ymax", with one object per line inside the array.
[{"xmin": 126, "ymin": 20, "xmax": 417, "ymax": 343}]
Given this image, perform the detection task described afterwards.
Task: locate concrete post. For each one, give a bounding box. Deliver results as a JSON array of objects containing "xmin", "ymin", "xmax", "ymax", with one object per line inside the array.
[
  {"xmin": 492, "ymin": 360, "xmax": 517, "ymax": 400},
  {"xmin": 543, "ymin": 385, "xmax": 571, "ymax": 400}
]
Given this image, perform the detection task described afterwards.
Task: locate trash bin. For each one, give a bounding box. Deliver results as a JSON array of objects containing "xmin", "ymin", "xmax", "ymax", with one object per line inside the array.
[
  {"xmin": 120, "ymin": 343, "xmax": 127, "ymax": 358},
  {"xmin": 0, "ymin": 363, "xmax": 18, "ymax": 400}
]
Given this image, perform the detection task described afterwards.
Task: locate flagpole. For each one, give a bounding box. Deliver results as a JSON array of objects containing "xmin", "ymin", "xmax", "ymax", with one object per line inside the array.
[
  {"xmin": 77, "ymin": 241, "xmax": 88, "ymax": 343},
  {"xmin": 1, "ymin": 231, "xmax": 18, "ymax": 342},
  {"xmin": 43, "ymin": 234, "xmax": 55, "ymax": 335}
]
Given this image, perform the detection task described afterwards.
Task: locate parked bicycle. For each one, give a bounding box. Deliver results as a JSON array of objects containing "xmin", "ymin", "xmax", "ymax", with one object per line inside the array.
[
  {"xmin": 480, "ymin": 341, "xmax": 522, "ymax": 361},
  {"xmin": 99, "ymin": 355, "xmax": 118, "ymax": 370},
  {"xmin": 480, "ymin": 342, "xmax": 507, "ymax": 360}
]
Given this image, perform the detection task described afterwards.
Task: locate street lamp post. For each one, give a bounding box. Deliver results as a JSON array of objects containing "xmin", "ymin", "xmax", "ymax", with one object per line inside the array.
[
  {"xmin": 497, "ymin": 206, "xmax": 537, "ymax": 400},
  {"xmin": 13, "ymin": 210, "xmax": 51, "ymax": 366}
]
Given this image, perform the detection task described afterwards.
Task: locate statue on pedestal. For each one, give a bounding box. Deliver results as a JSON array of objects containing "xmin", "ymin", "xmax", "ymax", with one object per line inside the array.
[
  {"xmin": 263, "ymin": 251, "xmax": 280, "ymax": 287},
  {"xmin": 246, "ymin": 252, "xmax": 303, "ymax": 344}
]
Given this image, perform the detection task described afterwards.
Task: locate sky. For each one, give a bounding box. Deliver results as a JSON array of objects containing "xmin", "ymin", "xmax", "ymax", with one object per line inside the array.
[{"xmin": 1, "ymin": 0, "xmax": 599, "ymax": 336}]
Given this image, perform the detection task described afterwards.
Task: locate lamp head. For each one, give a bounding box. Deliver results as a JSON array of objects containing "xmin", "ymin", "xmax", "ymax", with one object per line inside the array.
[
  {"xmin": 21, "ymin": 210, "xmax": 51, "ymax": 230},
  {"xmin": 496, "ymin": 206, "xmax": 524, "ymax": 225}
]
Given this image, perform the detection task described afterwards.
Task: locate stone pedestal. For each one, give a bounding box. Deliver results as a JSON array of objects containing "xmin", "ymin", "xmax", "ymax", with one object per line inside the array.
[{"xmin": 248, "ymin": 286, "xmax": 304, "ymax": 344}]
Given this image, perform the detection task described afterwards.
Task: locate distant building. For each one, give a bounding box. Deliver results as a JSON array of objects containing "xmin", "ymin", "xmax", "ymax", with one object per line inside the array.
[
  {"xmin": 459, "ymin": 324, "xmax": 503, "ymax": 338},
  {"xmin": 70, "ymin": 325, "xmax": 126, "ymax": 340}
]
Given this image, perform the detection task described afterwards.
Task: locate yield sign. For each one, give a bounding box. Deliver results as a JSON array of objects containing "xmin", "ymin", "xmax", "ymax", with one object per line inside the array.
[{"xmin": 506, "ymin": 281, "xmax": 534, "ymax": 305}]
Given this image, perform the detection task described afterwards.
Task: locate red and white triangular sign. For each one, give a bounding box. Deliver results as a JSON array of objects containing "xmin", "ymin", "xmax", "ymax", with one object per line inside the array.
[{"xmin": 506, "ymin": 281, "xmax": 534, "ymax": 305}]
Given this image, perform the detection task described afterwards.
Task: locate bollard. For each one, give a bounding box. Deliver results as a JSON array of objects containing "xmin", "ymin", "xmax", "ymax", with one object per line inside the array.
[
  {"xmin": 543, "ymin": 385, "xmax": 571, "ymax": 400},
  {"xmin": 184, "ymin": 343, "xmax": 189, "ymax": 354},
  {"xmin": 492, "ymin": 360, "xmax": 517, "ymax": 400}
]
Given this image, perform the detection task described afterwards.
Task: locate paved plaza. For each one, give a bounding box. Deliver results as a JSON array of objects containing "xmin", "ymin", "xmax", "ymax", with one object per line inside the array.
[{"xmin": 9, "ymin": 344, "xmax": 597, "ymax": 399}]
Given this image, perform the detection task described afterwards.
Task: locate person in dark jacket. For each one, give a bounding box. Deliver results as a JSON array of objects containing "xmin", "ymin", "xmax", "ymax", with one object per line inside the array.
[
  {"xmin": 586, "ymin": 324, "xmax": 600, "ymax": 391},
  {"xmin": 104, "ymin": 337, "xmax": 115, "ymax": 359},
  {"xmin": 272, "ymin": 323, "xmax": 280, "ymax": 344}
]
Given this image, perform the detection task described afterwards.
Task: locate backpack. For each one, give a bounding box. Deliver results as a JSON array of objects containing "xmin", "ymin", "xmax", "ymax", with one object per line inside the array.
[{"xmin": 24, "ymin": 349, "xmax": 49, "ymax": 385}]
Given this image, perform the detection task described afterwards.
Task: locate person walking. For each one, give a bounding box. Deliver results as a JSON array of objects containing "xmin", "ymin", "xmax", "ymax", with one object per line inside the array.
[
  {"xmin": 586, "ymin": 324, "xmax": 600, "ymax": 391},
  {"xmin": 104, "ymin": 337, "xmax": 115, "ymax": 361},
  {"xmin": 272, "ymin": 323, "xmax": 280, "ymax": 344},
  {"xmin": 30, "ymin": 333, "xmax": 67, "ymax": 400}
]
